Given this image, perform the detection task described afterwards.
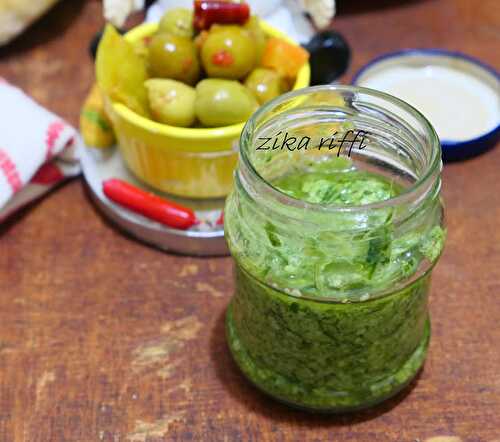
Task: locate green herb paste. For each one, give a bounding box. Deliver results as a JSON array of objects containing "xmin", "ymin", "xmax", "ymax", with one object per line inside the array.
[{"xmin": 225, "ymin": 158, "xmax": 445, "ymax": 411}]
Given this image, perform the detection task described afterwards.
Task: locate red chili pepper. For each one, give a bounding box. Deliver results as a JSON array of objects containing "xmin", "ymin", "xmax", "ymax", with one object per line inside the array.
[
  {"xmin": 194, "ymin": 1, "xmax": 250, "ymax": 30},
  {"xmin": 216, "ymin": 211, "xmax": 224, "ymax": 226},
  {"xmin": 102, "ymin": 178, "xmax": 198, "ymax": 230}
]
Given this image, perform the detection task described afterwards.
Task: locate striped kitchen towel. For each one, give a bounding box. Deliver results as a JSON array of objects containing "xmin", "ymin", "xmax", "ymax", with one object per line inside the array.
[{"xmin": 0, "ymin": 78, "xmax": 81, "ymax": 222}]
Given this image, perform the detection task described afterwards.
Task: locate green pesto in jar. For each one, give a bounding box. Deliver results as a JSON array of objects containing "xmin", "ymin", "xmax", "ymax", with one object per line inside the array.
[{"xmin": 225, "ymin": 157, "xmax": 445, "ymax": 411}]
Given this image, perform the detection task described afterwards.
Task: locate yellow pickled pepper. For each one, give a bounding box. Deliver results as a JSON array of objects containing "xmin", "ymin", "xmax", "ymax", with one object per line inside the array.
[{"xmin": 80, "ymin": 84, "xmax": 116, "ymax": 148}]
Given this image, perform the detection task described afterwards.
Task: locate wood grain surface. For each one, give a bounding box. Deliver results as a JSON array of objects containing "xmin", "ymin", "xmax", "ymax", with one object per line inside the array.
[{"xmin": 0, "ymin": 0, "xmax": 499, "ymax": 441}]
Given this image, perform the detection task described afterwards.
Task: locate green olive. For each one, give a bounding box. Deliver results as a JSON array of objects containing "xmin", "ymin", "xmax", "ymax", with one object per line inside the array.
[
  {"xmin": 244, "ymin": 16, "xmax": 267, "ymax": 64},
  {"xmin": 148, "ymin": 33, "xmax": 200, "ymax": 85},
  {"xmin": 132, "ymin": 37, "xmax": 151, "ymax": 72},
  {"xmin": 195, "ymin": 79, "xmax": 259, "ymax": 127},
  {"xmin": 244, "ymin": 68, "xmax": 287, "ymax": 104},
  {"xmin": 201, "ymin": 25, "xmax": 256, "ymax": 80},
  {"xmin": 145, "ymin": 79, "xmax": 196, "ymax": 127},
  {"xmin": 158, "ymin": 8, "xmax": 194, "ymax": 39}
]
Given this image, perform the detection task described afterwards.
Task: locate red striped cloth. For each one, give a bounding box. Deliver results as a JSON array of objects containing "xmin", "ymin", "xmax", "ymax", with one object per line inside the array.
[{"xmin": 0, "ymin": 78, "xmax": 81, "ymax": 222}]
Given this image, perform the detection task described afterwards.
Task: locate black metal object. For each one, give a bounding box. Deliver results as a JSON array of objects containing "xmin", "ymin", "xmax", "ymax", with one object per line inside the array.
[{"xmin": 303, "ymin": 30, "xmax": 351, "ymax": 85}]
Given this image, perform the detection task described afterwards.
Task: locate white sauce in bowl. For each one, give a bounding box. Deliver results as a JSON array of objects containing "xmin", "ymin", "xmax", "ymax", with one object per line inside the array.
[{"xmin": 357, "ymin": 60, "xmax": 500, "ymax": 142}]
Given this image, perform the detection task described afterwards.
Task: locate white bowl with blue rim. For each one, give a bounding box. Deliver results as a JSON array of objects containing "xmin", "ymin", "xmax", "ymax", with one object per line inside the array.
[{"xmin": 352, "ymin": 49, "xmax": 500, "ymax": 161}]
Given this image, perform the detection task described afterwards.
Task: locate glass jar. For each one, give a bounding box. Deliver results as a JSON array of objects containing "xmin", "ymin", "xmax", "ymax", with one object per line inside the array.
[{"xmin": 224, "ymin": 85, "xmax": 446, "ymax": 412}]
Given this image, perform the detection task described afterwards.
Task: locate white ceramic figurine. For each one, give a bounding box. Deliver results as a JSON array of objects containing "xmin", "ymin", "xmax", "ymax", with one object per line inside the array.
[{"xmin": 103, "ymin": 0, "xmax": 335, "ymax": 43}]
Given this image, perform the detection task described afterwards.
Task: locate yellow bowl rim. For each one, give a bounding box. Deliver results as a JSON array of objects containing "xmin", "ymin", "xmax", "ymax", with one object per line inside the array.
[{"xmin": 110, "ymin": 20, "xmax": 311, "ymax": 140}]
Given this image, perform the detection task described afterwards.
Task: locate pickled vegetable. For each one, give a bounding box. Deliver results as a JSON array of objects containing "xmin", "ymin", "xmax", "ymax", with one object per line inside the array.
[
  {"xmin": 80, "ymin": 84, "xmax": 115, "ymax": 148},
  {"xmin": 145, "ymin": 79, "xmax": 196, "ymax": 127},
  {"xmin": 244, "ymin": 68, "xmax": 287, "ymax": 104},
  {"xmin": 194, "ymin": 30, "xmax": 209, "ymax": 50},
  {"xmin": 148, "ymin": 33, "xmax": 200, "ymax": 85},
  {"xmin": 201, "ymin": 25, "xmax": 256, "ymax": 79},
  {"xmin": 195, "ymin": 79, "xmax": 258, "ymax": 127},
  {"xmin": 194, "ymin": 0, "xmax": 250, "ymax": 31},
  {"xmin": 159, "ymin": 8, "xmax": 194, "ymax": 38},
  {"xmin": 244, "ymin": 16, "xmax": 267, "ymax": 64},
  {"xmin": 96, "ymin": 24, "xmax": 150, "ymax": 116},
  {"xmin": 261, "ymin": 37, "xmax": 309, "ymax": 78},
  {"xmin": 133, "ymin": 36, "xmax": 150, "ymax": 60}
]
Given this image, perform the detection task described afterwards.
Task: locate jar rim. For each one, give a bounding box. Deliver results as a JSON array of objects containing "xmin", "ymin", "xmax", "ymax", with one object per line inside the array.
[{"xmin": 239, "ymin": 84, "xmax": 442, "ymax": 213}]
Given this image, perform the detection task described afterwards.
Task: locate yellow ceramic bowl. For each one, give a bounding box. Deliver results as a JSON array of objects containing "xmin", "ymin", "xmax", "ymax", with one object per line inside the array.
[{"xmin": 104, "ymin": 21, "xmax": 310, "ymax": 199}]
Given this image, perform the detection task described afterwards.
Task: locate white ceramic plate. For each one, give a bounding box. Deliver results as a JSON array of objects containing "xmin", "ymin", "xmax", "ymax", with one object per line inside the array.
[{"xmin": 79, "ymin": 144, "xmax": 229, "ymax": 256}]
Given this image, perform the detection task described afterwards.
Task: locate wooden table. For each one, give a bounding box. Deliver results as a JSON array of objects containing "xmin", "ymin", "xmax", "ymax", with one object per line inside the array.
[{"xmin": 0, "ymin": 1, "xmax": 499, "ymax": 440}]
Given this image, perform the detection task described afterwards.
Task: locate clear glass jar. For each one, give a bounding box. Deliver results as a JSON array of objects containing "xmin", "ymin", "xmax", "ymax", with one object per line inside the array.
[{"xmin": 224, "ymin": 85, "xmax": 446, "ymax": 412}]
